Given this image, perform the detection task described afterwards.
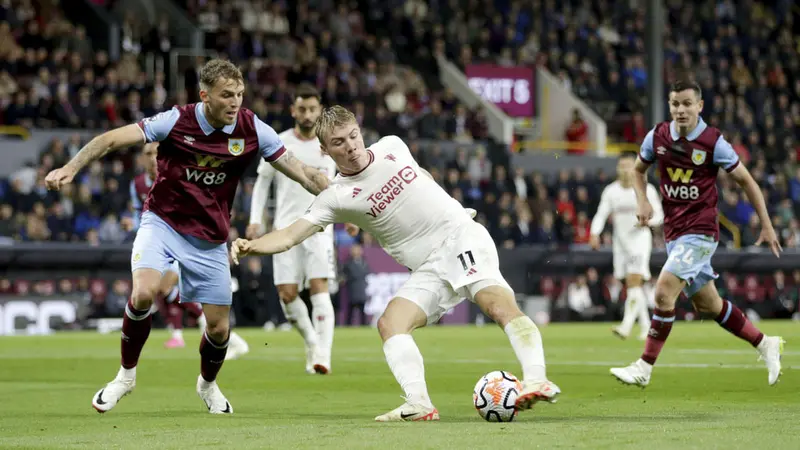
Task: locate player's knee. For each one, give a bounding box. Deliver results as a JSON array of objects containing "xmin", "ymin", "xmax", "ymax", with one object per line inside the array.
[
  {"xmin": 204, "ymin": 318, "xmax": 230, "ymax": 342},
  {"xmin": 278, "ymin": 285, "xmax": 299, "ymax": 303},
  {"xmin": 474, "ymin": 285, "xmax": 520, "ymax": 327},
  {"xmin": 653, "ymin": 288, "xmax": 676, "ymax": 310},
  {"xmin": 376, "ymin": 314, "xmax": 406, "ymax": 340},
  {"xmin": 130, "ymin": 284, "xmax": 158, "ymax": 310},
  {"xmin": 308, "ymin": 278, "xmax": 328, "ymax": 294},
  {"xmin": 156, "ymin": 283, "xmax": 173, "ymax": 301}
]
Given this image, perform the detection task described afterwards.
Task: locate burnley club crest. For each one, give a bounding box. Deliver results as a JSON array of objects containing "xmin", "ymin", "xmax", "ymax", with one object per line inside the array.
[
  {"xmin": 228, "ymin": 138, "xmax": 244, "ymax": 156},
  {"xmin": 691, "ymin": 149, "xmax": 706, "ymax": 165}
]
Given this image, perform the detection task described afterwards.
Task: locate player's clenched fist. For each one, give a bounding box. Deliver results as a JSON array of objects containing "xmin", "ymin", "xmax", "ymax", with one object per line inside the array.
[
  {"xmin": 230, "ymin": 238, "xmax": 253, "ymax": 265},
  {"xmin": 636, "ymin": 200, "xmax": 653, "ymax": 227},
  {"xmin": 45, "ymin": 166, "xmax": 76, "ymax": 191}
]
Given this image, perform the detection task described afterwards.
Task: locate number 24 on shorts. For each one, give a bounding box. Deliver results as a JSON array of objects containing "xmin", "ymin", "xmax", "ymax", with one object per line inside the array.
[{"xmin": 670, "ymin": 244, "xmax": 694, "ymax": 265}]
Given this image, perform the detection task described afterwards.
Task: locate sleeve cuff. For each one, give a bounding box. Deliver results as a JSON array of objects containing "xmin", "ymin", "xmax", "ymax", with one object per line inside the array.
[
  {"xmin": 638, "ymin": 154, "xmax": 654, "ymax": 164},
  {"xmin": 725, "ymin": 160, "xmax": 740, "ymax": 173},
  {"xmin": 264, "ymin": 146, "xmax": 287, "ymax": 162}
]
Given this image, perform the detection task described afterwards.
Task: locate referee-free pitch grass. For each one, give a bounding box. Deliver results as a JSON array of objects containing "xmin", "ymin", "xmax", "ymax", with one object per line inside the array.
[{"xmin": 0, "ymin": 322, "xmax": 797, "ymax": 449}]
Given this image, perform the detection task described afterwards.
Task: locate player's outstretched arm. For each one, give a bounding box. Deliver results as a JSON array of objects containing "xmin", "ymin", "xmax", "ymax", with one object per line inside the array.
[
  {"xmin": 231, "ymin": 218, "xmax": 321, "ymax": 264},
  {"xmin": 632, "ymin": 158, "xmax": 653, "ymax": 227},
  {"xmin": 729, "ymin": 164, "xmax": 782, "ymax": 257},
  {"xmin": 270, "ymin": 152, "xmax": 330, "ymax": 195},
  {"xmin": 247, "ymin": 161, "xmax": 276, "ymax": 239},
  {"xmin": 45, "ymin": 124, "xmax": 144, "ymax": 190}
]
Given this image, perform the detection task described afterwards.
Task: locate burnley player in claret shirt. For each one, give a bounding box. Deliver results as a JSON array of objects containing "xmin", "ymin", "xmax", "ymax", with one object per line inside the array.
[
  {"xmin": 45, "ymin": 59, "xmax": 331, "ymax": 415},
  {"xmin": 610, "ymin": 80, "xmax": 785, "ymax": 388}
]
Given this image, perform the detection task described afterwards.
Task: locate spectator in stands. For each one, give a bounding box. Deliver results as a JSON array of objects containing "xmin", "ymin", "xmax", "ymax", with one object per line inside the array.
[
  {"xmin": 104, "ymin": 279, "xmax": 130, "ymax": 317},
  {"xmin": 0, "ymin": 203, "xmax": 16, "ymax": 242},
  {"xmin": 342, "ymin": 243, "xmax": 369, "ymax": 326},
  {"xmin": 565, "ymin": 109, "xmax": 588, "ymax": 154}
]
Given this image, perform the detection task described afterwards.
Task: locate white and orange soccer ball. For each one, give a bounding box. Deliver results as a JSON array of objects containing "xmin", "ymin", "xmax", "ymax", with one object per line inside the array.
[{"xmin": 473, "ymin": 371, "xmax": 523, "ymax": 422}]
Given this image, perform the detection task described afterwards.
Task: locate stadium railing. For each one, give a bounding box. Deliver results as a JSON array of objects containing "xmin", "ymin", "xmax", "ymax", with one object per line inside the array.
[
  {"xmin": 718, "ymin": 213, "xmax": 742, "ymax": 249},
  {"xmin": 535, "ymin": 67, "xmax": 608, "ymax": 156},
  {"xmin": 436, "ymin": 55, "xmax": 515, "ymax": 145}
]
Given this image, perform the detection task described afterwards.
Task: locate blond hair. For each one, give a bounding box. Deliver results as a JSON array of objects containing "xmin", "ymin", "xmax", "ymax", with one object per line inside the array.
[
  {"xmin": 199, "ymin": 59, "xmax": 244, "ymax": 91},
  {"xmin": 315, "ymin": 105, "xmax": 356, "ymax": 144}
]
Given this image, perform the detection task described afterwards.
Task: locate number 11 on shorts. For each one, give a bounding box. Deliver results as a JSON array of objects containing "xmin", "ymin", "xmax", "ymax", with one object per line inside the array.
[{"xmin": 457, "ymin": 250, "xmax": 475, "ymax": 270}]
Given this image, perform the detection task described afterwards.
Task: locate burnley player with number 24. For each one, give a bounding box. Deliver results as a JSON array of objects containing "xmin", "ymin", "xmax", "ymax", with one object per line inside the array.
[{"xmin": 610, "ymin": 80, "xmax": 785, "ymax": 388}]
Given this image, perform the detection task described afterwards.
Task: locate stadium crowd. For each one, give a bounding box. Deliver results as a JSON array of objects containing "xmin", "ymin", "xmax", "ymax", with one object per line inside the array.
[{"xmin": 1, "ymin": 0, "xmax": 800, "ymax": 323}]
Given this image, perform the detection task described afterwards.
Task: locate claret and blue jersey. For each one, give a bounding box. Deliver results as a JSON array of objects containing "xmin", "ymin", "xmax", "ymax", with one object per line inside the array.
[
  {"xmin": 639, "ymin": 117, "xmax": 740, "ymax": 296},
  {"xmin": 131, "ymin": 103, "xmax": 287, "ymax": 305}
]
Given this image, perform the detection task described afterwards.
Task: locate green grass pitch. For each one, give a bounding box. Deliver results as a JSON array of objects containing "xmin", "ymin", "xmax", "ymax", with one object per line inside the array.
[{"xmin": 0, "ymin": 321, "xmax": 797, "ymax": 449}]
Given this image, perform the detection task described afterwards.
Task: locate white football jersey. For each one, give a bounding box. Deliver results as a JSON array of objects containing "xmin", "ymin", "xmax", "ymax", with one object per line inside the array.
[
  {"xmin": 251, "ymin": 129, "xmax": 337, "ymax": 229},
  {"xmin": 590, "ymin": 180, "xmax": 664, "ymax": 245},
  {"xmin": 302, "ymin": 135, "xmax": 473, "ymax": 271}
]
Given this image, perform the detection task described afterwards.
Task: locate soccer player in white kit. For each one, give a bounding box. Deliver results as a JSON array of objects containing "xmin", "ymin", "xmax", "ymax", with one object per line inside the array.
[
  {"xmin": 247, "ymin": 84, "xmax": 338, "ymax": 374},
  {"xmin": 590, "ymin": 152, "xmax": 664, "ymax": 340},
  {"xmin": 231, "ymin": 106, "xmax": 560, "ymax": 422}
]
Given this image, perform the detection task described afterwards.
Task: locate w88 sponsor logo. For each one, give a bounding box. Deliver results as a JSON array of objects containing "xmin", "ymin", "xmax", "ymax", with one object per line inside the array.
[
  {"xmin": 186, "ymin": 154, "xmax": 228, "ymax": 185},
  {"xmin": 663, "ymin": 184, "xmax": 699, "ymax": 200}
]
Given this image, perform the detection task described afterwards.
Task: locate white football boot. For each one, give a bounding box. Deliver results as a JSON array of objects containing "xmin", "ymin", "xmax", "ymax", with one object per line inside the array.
[
  {"xmin": 374, "ymin": 398, "xmax": 439, "ymax": 422},
  {"xmin": 224, "ymin": 331, "xmax": 250, "ymax": 361},
  {"xmin": 515, "ymin": 380, "xmax": 561, "ymax": 411},
  {"xmin": 196, "ymin": 375, "xmax": 233, "ymax": 414},
  {"xmin": 757, "ymin": 335, "xmax": 785, "ymax": 386},
  {"xmin": 92, "ymin": 367, "xmax": 135, "ymax": 413},
  {"xmin": 610, "ymin": 359, "xmax": 652, "ymax": 387}
]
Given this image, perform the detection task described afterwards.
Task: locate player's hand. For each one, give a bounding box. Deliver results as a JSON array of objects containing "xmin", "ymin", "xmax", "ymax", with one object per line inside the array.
[
  {"xmin": 245, "ymin": 223, "xmax": 263, "ymax": 240},
  {"xmin": 120, "ymin": 217, "xmax": 134, "ymax": 232},
  {"xmin": 230, "ymin": 238, "xmax": 253, "ymax": 265},
  {"xmin": 345, "ymin": 223, "xmax": 360, "ymax": 237},
  {"xmin": 45, "ymin": 166, "xmax": 76, "ymax": 191},
  {"xmin": 755, "ymin": 226, "xmax": 782, "ymax": 258},
  {"xmin": 636, "ymin": 200, "xmax": 653, "ymax": 227},
  {"xmin": 589, "ymin": 234, "xmax": 601, "ymax": 250}
]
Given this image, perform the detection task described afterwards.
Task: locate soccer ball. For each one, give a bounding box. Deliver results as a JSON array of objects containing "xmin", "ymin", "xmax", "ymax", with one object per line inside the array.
[{"xmin": 473, "ymin": 370, "xmax": 523, "ymax": 422}]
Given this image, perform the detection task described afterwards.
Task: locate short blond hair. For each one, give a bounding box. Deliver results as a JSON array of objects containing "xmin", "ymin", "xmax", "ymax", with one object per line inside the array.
[
  {"xmin": 315, "ymin": 105, "xmax": 356, "ymax": 144},
  {"xmin": 199, "ymin": 59, "xmax": 244, "ymax": 91}
]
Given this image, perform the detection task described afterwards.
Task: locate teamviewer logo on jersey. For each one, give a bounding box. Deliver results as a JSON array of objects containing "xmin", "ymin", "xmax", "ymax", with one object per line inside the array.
[
  {"xmin": 366, "ymin": 166, "xmax": 418, "ymax": 218},
  {"xmin": 352, "ymin": 187, "xmax": 362, "ymax": 198}
]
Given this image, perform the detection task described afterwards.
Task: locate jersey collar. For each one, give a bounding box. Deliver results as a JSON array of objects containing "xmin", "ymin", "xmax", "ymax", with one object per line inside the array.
[
  {"xmin": 195, "ymin": 102, "xmax": 237, "ymax": 135},
  {"xmin": 340, "ymin": 150, "xmax": 374, "ymax": 177},
  {"xmin": 670, "ymin": 117, "xmax": 706, "ymax": 141}
]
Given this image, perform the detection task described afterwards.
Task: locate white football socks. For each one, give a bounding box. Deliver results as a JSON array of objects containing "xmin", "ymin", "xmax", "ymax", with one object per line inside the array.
[
  {"xmin": 310, "ymin": 292, "xmax": 335, "ymax": 366},
  {"xmin": 282, "ymin": 298, "xmax": 319, "ymax": 349},
  {"xmin": 620, "ymin": 286, "xmax": 647, "ymax": 336},
  {"xmin": 618, "ymin": 288, "xmax": 639, "ymax": 336},
  {"xmin": 383, "ymin": 334, "xmax": 432, "ymax": 408},
  {"xmin": 630, "ymin": 287, "xmax": 651, "ymax": 336},
  {"xmin": 504, "ymin": 316, "xmax": 547, "ymax": 382}
]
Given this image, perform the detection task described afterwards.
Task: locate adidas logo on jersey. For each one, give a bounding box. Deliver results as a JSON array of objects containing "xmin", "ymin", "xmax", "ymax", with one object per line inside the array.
[
  {"xmin": 467, "ymin": 268, "xmax": 477, "ymax": 276},
  {"xmin": 385, "ymin": 154, "xmax": 396, "ymax": 162},
  {"xmin": 352, "ymin": 188, "xmax": 362, "ymax": 198}
]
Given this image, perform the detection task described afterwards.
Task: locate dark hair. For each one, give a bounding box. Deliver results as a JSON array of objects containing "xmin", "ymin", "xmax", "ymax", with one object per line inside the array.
[
  {"xmin": 670, "ymin": 80, "xmax": 702, "ymax": 99},
  {"xmin": 619, "ymin": 151, "xmax": 638, "ymax": 160},
  {"xmin": 295, "ymin": 83, "xmax": 321, "ymax": 102}
]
